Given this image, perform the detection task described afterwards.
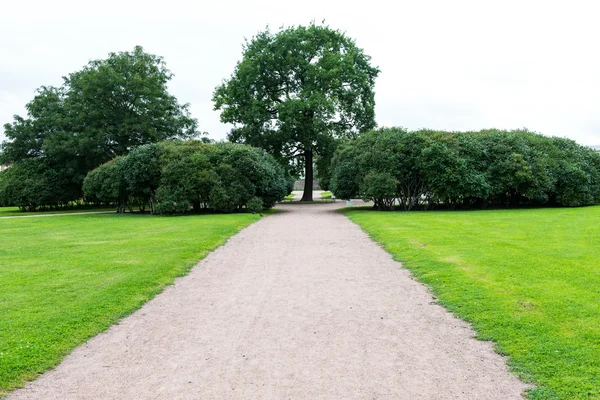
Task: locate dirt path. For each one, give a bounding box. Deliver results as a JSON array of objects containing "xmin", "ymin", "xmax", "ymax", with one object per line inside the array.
[{"xmin": 9, "ymin": 202, "xmax": 528, "ymax": 399}]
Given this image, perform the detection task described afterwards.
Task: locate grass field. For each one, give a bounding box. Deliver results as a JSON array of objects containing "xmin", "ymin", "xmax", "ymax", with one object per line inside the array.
[
  {"xmin": 344, "ymin": 206, "xmax": 600, "ymax": 399},
  {"xmin": 320, "ymin": 191, "xmax": 333, "ymax": 200},
  {"xmin": 0, "ymin": 211, "xmax": 260, "ymax": 394},
  {"xmin": 0, "ymin": 206, "xmax": 114, "ymax": 217}
]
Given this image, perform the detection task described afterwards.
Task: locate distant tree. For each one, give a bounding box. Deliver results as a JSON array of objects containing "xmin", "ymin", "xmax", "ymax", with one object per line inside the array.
[
  {"xmin": 547, "ymin": 137, "xmax": 600, "ymax": 206},
  {"xmin": 0, "ymin": 158, "xmax": 77, "ymax": 211},
  {"xmin": 62, "ymin": 46, "xmax": 198, "ymax": 156},
  {"xmin": 1, "ymin": 46, "xmax": 197, "ymax": 210},
  {"xmin": 213, "ymin": 23, "xmax": 379, "ymax": 201}
]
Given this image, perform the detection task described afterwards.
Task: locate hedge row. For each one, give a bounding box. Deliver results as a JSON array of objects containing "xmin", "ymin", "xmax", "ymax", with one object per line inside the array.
[
  {"xmin": 82, "ymin": 141, "xmax": 293, "ymax": 214},
  {"xmin": 331, "ymin": 128, "xmax": 600, "ymax": 210}
]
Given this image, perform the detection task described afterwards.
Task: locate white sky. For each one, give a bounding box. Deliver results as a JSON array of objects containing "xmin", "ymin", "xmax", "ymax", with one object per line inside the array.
[{"xmin": 1, "ymin": 0, "xmax": 599, "ymax": 145}]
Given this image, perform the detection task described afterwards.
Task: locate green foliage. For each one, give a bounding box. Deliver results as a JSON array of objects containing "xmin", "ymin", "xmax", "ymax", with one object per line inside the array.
[
  {"xmin": 0, "ymin": 171, "xmax": 6, "ymax": 206},
  {"xmin": 209, "ymin": 185, "xmax": 239, "ymax": 213},
  {"xmin": 83, "ymin": 141, "xmax": 288, "ymax": 214},
  {"xmin": 213, "ymin": 23, "xmax": 379, "ymax": 200},
  {"xmin": 122, "ymin": 143, "xmax": 163, "ymax": 213},
  {"xmin": 331, "ymin": 128, "xmax": 600, "ymax": 209},
  {"xmin": 63, "ymin": 46, "xmax": 197, "ymax": 156},
  {"xmin": 154, "ymin": 186, "xmax": 191, "ymax": 214},
  {"xmin": 0, "ymin": 212, "xmax": 260, "ymax": 393},
  {"xmin": 0, "ymin": 46, "xmax": 197, "ymax": 210},
  {"xmin": 246, "ymin": 196, "xmax": 264, "ymax": 213},
  {"xmin": 82, "ymin": 157, "xmax": 128, "ymax": 212},
  {"xmin": 0, "ymin": 159, "xmax": 79, "ymax": 211},
  {"xmin": 360, "ymin": 172, "xmax": 397, "ymax": 210},
  {"xmin": 345, "ymin": 206, "xmax": 600, "ymax": 399},
  {"xmin": 315, "ymin": 137, "xmax": 338, "ymax": 191}
]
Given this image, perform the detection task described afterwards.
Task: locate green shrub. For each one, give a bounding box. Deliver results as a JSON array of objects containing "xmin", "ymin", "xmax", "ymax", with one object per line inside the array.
[
  {"xmin": 154, "ymin": 186, "xmax": 191, "ymax": 214},
  {"xmin": 82, "ymin": 157, "xmax": 128, "ymax": 212},
  {"xmin": 83, "ymin": 140, "xmax": 287, "ymax": 214},
  {"xmin": 246, "ymin": 196, "xmax": 263, "ymax": 213},
  {"xmin": 360, "ymin": 172, "xmax": 397, "ymax": 210},
  {"xmin": 330, "ymin": 128, "xmax": 600, "ymax": 210},
  {"xmin": 0, "ymin": 159, "xmax": 80, "ymax": 211}
]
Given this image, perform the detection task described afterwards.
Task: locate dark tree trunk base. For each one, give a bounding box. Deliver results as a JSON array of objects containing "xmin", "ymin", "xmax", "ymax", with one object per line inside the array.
[{"xmin": 300, "ymin": 149, "xmax": 313, "ymax": 201}]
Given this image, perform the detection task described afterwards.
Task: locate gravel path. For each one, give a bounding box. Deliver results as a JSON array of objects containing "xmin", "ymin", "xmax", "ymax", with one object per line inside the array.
[{"xmin": 10, "ymin": 202, "xmax": 528, "ymax": 399}]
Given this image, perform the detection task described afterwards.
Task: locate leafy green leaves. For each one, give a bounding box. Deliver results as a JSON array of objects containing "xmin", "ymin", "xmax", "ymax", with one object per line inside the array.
[
  {"xmin": 83, "ymin": 141, "xmax": 290, "ymax": 214},
  {"xmin": 1, "ymin": 46, "xmax": 197, "ymax": 209},
  {"xmin": 213, "ymin": 23, "xmax": 379, "ymax": 187},
  {"xmin": 331, "ymin": 128, "xmax": 600, "ymax": 209}
]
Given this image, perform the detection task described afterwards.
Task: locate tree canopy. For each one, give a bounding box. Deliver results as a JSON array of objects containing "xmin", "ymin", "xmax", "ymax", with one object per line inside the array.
[
  {"xmin": 83, "ymin": 141, "xmax": 292, "ymax": 214},
  {"xmin": 0, "ymin": 46, "xmax": 197, "ymax": 210},
  {"xmin": 331, "ymin": 128, "xmax": 600, "ymax": 210},
  {"xmin": 213, "ymin": 24, "xmax": 379, "ymax": 200}
]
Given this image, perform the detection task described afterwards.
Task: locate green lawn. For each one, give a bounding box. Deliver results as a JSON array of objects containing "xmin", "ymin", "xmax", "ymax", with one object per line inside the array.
[
  {"xmin": 320, "ymin": 191, "xmax": 333, "ymax": 200},
  {"xmin": 344, "ymin": 206, "xmax": 600, "ymax": 399},
  {"xmin": 0, "ymin": 206, "xmax": 114, "ymax": 217},
  {"xmin": 0, "ymin": 212, "xmax": 260, "ymax": 394}
]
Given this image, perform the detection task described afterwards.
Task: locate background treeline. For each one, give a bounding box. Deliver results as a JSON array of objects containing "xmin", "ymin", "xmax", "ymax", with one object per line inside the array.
[
  {"xmin": 0, "ymin": 46, "xmax": 197, "ymax": 211},
  {"xmin": 330, "ymin": 128, "xmax": 600, "ymax": 210},
  {"xmin": 83, "ymin": 141, "xmax": 292, "ymax": 214}
]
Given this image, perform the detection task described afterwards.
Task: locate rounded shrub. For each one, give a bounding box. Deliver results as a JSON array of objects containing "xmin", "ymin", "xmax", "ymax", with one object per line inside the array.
[
  {"xmin": 330, "ymin": 128, "xmax": 600, "ymax": 210},
  {"xmin": 83, "ymin": 140, "xmax": 288, "ymax": 214}
]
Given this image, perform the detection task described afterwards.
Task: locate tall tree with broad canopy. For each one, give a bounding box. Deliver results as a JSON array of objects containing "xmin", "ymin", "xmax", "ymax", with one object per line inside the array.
[
  {"xmin": 0, "ymin": 46, "xmax": 197, "ymax": 209},
  {"xmin": 213, "ymin": 24, "xmax": 379, "ymax": 201}
]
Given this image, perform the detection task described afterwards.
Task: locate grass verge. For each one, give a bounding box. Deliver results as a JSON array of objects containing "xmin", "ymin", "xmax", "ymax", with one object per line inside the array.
[
  {"xmin": 343, "ymin": 206, "xmax": 600, "ymax": 400},
  {"xmin": 0, "ymin": 206, "xmax": 114, "ymax": 217},
  {"xmin": 320, "ymin": 191, "xmax": 333, "ymax": 200},
  {"xmin": 0, "ymin": 212, "xmax": 260, "ymax": 394}
]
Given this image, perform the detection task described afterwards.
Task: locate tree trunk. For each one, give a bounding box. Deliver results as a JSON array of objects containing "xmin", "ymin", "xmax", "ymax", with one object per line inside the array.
[{"xmin": 301, "ymin": 149, "xmax": 314, "ymax": 201}]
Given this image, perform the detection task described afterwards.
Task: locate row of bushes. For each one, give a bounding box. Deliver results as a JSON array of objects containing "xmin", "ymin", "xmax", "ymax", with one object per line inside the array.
[
  {"xmin": 82, "ymin": 141, "xmax": 293, "ymax": 214},
  {"xmin": 330, "ymin": 128, "xmax": 600, "ymax": 210},
  {"xmin": 0, "ymin": 158, "xmax": 83, "ymax": 211},
  {"xmin": 4, "ymin": 129, "xmax": 600, "ymax": 213}
]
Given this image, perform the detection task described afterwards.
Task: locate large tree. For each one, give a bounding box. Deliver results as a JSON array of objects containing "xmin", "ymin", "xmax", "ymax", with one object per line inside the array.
[
  {"xmin": 213, "ymin": 24, "xmax": 379, "ymax": 201},
  {"xmin": 1, "ymin": 46, "xmax": 197, "ymax": 209}
]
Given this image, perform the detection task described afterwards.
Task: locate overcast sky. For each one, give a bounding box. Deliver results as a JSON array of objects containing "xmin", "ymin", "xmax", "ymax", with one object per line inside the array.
[{"xmin": 1, "ymin": 0, "xmax": 599, "ymax": 145}]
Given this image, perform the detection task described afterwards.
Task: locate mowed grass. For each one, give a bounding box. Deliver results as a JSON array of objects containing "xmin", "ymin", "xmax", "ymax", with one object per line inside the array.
[
  {"xmin": 0, "ymin": 212, "xmax": 260, "ymax": 394},
  {"xmin": 0, "ymin": 206, "xmax": 114, "ymax": 217},
  {"xmin": 344, "ymin": 206, "xmax": 600, "ymax": 400}
]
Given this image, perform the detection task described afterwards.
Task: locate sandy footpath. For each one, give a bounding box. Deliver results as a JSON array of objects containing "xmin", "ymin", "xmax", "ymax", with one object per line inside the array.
[{"xmin": 10, "ymin": 202, "xmax": 528, "ymax": 399}]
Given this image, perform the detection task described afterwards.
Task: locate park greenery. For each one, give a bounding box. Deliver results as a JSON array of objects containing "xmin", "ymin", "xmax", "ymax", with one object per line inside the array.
[
  {"xmin": 0, "ymin": 46, "xmax": 197, "ymax": 210},
  {"xmin": 2, "ymin": 22, "xmax": 600, "ymax": 399},
  {"xmin": 0, "ymin": 206, "xmax": 113, "ymax": 218},
  {"xmin": 213, "ymin": 23, "xmax": 379, "ymax": 201},
  {"xmin": 83, "ymin": 140, "xmax": 291, "ymax": 214},
  {"xmin": 331, "ymin": 127, "xmax": 600, "ymax": 210},
  {"xmin": 320, "ymin": 191, "xmax": 333, "ymax": 200},
  {"xmin": 0, "ymin": 211, "xmax": 261, "ymax": 394},
  {"xmin": 2, "ymin": 27, "xmax": 598, "ymax": 212},
  {"xmin": 345, "ymin": 206, "xmax": 600, "ymax": 399}
]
